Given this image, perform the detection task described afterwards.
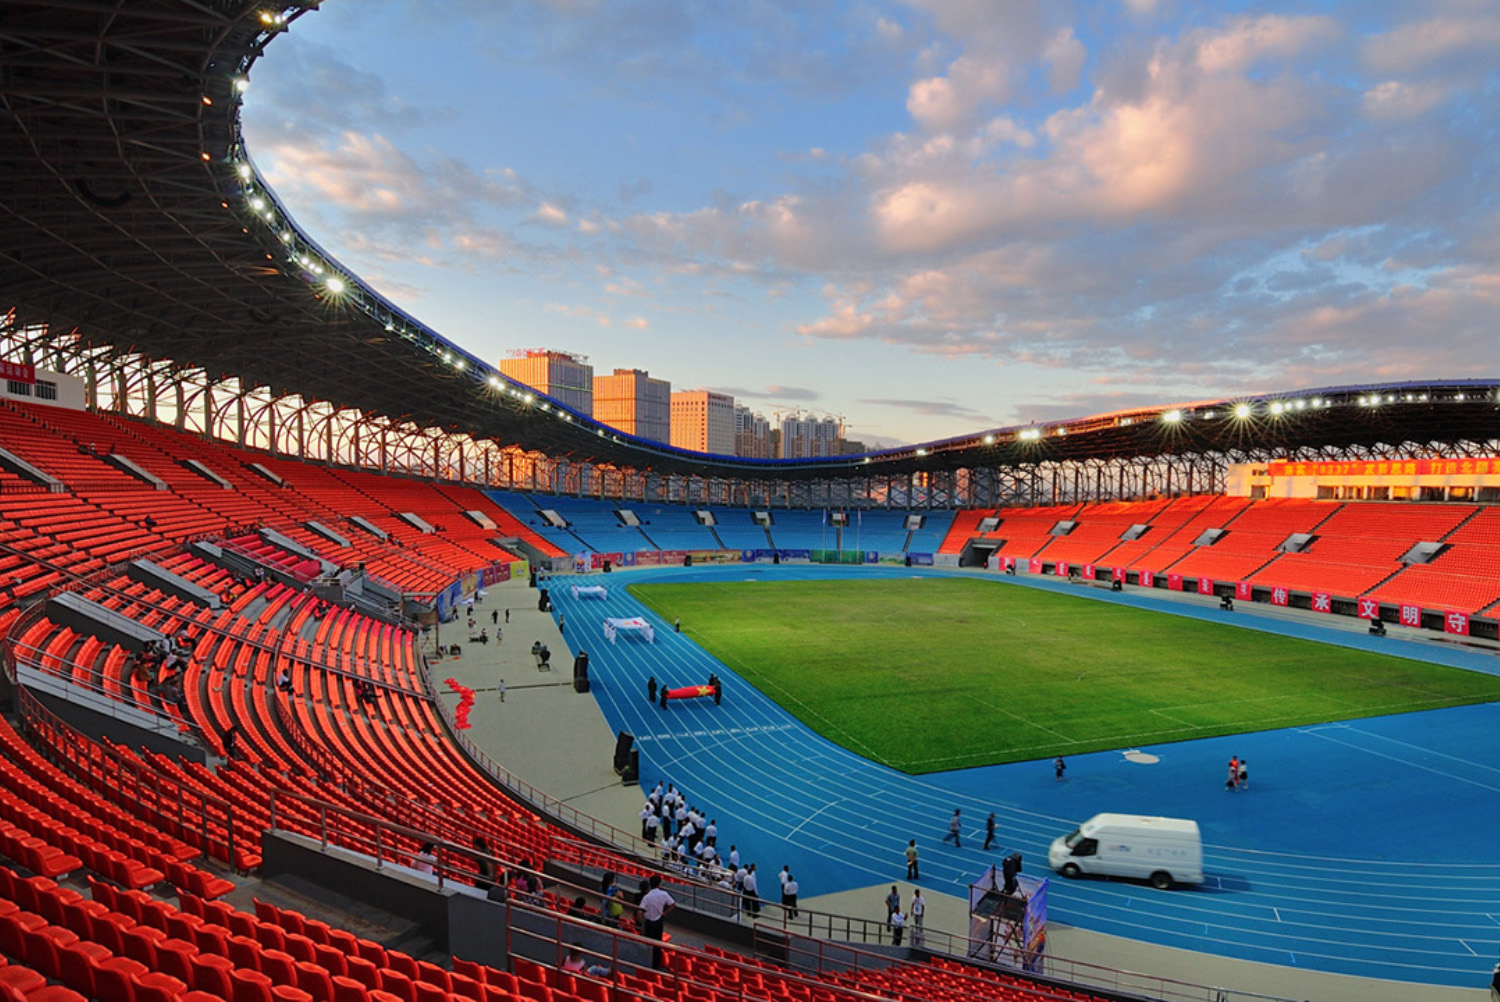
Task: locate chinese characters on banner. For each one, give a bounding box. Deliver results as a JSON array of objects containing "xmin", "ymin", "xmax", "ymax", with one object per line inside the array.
[
  {"xmin": 1310, "ymin": 592, "xmax": 1332, "ymax": 613},
  {"xmin": 1112, "ymin": 566, "xmax": 1127, "ymax": 582},
  {"xmin": 1445, "ymin": 610, "xmax": 1470, "ymax": 636},
  {"xmin": 1356, "ymin": 597, "xmax": 1380, "ymax": 619},
  {"xmin": 1082, "ymin": 563, "xmax": 1096, "ymax": 580},
  {"xmin": 0, "ymin": 361, "xmax": 35, "ymax": 384},
  {"xmin": 1167, "ymin": 573, "xmax": 1183, "ymax": 591},
  {"xmin": 1234, "ymin": 581, "xmax": 1253, "ymax": 600},
  {"xmin": 1268, "ymin": 457, "xmax": 1500, "ymax": 478},
  {"xmin": 1055, "ymin": 561, "xmax": 1070, "ymax": 578},
  {"xmin": 1139, "ymin": 569, "xmax": 1154, "ymax": 588},
  {"xmin": 1028, "ymin": 557, "xmax": 1043, "ymax": 574},
  {"xmin": 1270, "ymin": 587, "xmax": 1289, "ymax": 606},
  {"xmin": 1197, "ymin": 576, "xmax": 1215, "ymax": 595},
  {"xmin": 1400, "ymin": 604, "xmax": 1422, "ymax": 627}
]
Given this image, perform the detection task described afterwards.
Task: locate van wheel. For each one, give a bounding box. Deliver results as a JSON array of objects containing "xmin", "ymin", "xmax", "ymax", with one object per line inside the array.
[
  {"xmin": 1060, "ymin": 863, "xmax": 1080, "ymax": 878},
  {"xmin": 1149, "ymin": 871, "xmax": 1172, "ymax": 889}
]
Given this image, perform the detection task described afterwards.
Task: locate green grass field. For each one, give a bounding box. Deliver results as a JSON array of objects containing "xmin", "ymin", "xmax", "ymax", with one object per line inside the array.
[{"xmin": 629, "ymin": 577, "xmax": 1500, "ymax": 773}]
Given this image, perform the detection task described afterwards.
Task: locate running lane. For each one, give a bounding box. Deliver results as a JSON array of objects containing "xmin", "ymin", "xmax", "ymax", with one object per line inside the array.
[{"xmin": 548, "ymin": 564, "xmax": 1500, "ymax": 988}]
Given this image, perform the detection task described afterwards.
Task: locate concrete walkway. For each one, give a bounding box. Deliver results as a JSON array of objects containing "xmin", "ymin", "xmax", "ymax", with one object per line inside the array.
[{"xmin": 427, "ymin": 576, "xmax": 643, "ymax": 826}]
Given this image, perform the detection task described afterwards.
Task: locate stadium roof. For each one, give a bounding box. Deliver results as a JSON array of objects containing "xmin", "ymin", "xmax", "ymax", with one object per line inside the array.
[{"xmin": 2, "ymin": 1, "xmax": 1498, "ymax": 483}]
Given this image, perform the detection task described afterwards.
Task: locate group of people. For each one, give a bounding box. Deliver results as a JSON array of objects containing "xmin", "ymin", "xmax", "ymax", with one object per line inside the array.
[
  {"xmin": 883, "ymin": 885, "xmax": 925, "ymax": 946},
  {"xmin": 1225, "ymin": 755, "xmax": 1249, "ymax": 791},
  {"xmin": 638, "ymin": 782, "xmax": 781, "ymax": 920},
  {"xmin": 128, "ymin": 631, "xmax": 194, "ymax": 715}
]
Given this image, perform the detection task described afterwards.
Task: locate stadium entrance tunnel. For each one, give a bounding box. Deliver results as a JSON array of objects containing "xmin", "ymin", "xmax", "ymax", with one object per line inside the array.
[{"xmin": 958, "ymin": 540, "xmax": 997, "ymax": 568}]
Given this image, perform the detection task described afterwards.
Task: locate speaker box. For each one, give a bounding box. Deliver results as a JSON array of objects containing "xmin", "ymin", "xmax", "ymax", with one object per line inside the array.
[
  {"xmin": 619, "ymin": 749, "xmax": 639, "ymax": 786},
  {"xmin": 613, "ymin": 731, "xmax": 634, "ymax": 773}
]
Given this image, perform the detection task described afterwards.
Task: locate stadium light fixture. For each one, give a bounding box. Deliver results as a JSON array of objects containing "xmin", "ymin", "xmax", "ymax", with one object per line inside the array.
[
  {"xmin": 1162, "ymin": 409, "xmax": 1182, "ymax": 423},
  {"xmin": 1233, "ymin": 403, "xmax": 1252, "ymax": 419},
  {"xmin": 236, "ymin": 163, "xmax": 252, "ymax": 180},
  {"xmin": 1019, "ymin": 428, "xmax": 1041, "ymax": 441},
  {"xmin": 234, "ymin": 76, "xmax": 250, "ymax": 94},
  {"xmin": 1457, "ymin": 393, "xmax": 1466, "ymax": 401},
  {"xmin": 1269, "ymin": 402, "xmax": 1285, "ymax": 415},
  {"xmin": 324, "ymin": 276, "xmax": 345, "ymax": 295},
  {"xmin": 982, "ymin": 434, "xmax": 995, "ymax": 445},
  {"xmin": 1294, "ymin": 399, "xmax": 1306, "ymax": 410},
  {"xmin": 916, "ymin": 448, "xmax": 928, "ymax": 456}
]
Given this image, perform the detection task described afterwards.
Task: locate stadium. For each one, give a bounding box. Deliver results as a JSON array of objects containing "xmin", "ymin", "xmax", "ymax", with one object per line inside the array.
[{"xmin": 1, "ymin": 5, "xmax": 1499, "ymax": 1002}]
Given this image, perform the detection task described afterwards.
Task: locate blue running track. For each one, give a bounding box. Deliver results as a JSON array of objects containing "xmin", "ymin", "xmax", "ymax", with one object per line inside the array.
[{"xmin": 547, "ymin": 564, "xmax": 1500, "ymax": 988}]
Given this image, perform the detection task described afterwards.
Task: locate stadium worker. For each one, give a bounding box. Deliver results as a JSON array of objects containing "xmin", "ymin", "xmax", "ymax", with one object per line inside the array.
[
  {"xmin": 905, "ymin": 839, "xmax": 919, "ymax": 880},
  {"xmin": 782, "ymin": 871, "xmax": 799, "ymax": 918},
  {"xmin": 889, "ymin": 906, "xmax": 906, "ymax": 946},
  {"xmin": 885, "ymin": 885, "xmax": 901, "ymax": 920}
]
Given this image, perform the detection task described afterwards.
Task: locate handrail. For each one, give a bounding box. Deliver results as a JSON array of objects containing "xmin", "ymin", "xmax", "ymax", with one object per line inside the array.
[
  {"xmin": 15, "ymin": 686, "xmax": 242, "ymax": 868},
  {"xmin": 268, "ymin": 788, "xmax": 1297, "ymax": 1002}
]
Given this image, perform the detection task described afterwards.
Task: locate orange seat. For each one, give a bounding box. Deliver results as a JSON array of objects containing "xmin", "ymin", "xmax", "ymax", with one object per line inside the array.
[
  {"xmin": 231, "ymin": 969, "xmax": 276, "ymax": 1002},
  {"xmin": 330, "ymin": 977, "xmax": 368, "ymax": 1002},
  {"xmin": 293, "ymin": 961, "xmax": 334, "ymax": 1002},
  {"xmin": 374, "ymin": 971, "xmax": 414, "ymax": 1002}
]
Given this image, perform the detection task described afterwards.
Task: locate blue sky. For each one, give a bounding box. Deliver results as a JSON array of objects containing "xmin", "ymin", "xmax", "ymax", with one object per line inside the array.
[{"xmin": 242, "ymin": 0, "xmax": 1500, "ymax": 447}]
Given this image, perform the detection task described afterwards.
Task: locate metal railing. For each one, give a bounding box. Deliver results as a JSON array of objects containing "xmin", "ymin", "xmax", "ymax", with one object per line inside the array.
[
  {"xmin": 16, "ymin": 686, "xmax": 243, "ymax": 867},
  {"xmin": 266, "ymin": 789, "xmax": 1298, "ymax": 1002}
]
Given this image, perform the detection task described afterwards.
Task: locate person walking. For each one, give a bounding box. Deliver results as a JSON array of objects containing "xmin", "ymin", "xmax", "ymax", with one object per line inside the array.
[
  {"xmin": 983, "ymin": 812, "xmax": 997, "ymax": 851},
  {"xmin": 884, "ymin": 885, "xmax": 900, "ymax": 921},
  {"xmin": 1237, "ymin": 759, "xmax": 1249, "ymax": 789},
  {"xmin": 505, "ymin": 608, "xmax": 510, "ymax": 623},
  {"xmin": 492, "ymin": 609, "xmax": 498, "ymax": 625},
  {"xmin": 1225, "ymin": 760, "xmax": 1238, "ymax": 791},
  {"xmin": 943, "ymin": 808, "xmax": 962, "ymax": 848},
  {"xmin": 1055, "ymin": 756, "xmax": 1066, "ymax": 782},
  {"xmin": 498, "ymin": 679, "xmax": 505, "ymax": 703},
  {"xmin": 674, "ymin": 616, "xmax": 681, "ymax": 633},
  {"xmin": 647, "ymin": 676, "xmax": 658, "ymax": 703},
  {"xmin": 905, "ymin": 839, "xmax": 919, "ymax": 880}
]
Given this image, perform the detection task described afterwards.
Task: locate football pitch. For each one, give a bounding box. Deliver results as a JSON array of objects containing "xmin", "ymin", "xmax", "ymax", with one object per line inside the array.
[{"xmin": 629, "ymin": 576, "xmax": 1500, "ymax": 773}]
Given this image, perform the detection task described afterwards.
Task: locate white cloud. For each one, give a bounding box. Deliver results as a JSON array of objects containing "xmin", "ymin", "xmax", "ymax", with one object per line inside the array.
[
  {"xmin": 1362, "ymin": 80, "xmax": 1449, "ymax": 120},
  {"xmin": 1364, "ymin": 13, "xmax": 1500, "ymax": 75},
  {"xmin": 1044, "ymin": 28, "xmax": 1086, "ymax": 93}
]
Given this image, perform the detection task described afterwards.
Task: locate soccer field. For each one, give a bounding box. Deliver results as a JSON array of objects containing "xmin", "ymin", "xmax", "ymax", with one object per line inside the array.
[{"xmin": 629, "ymin": 576, "xmax": 1500, "ymax": 773}]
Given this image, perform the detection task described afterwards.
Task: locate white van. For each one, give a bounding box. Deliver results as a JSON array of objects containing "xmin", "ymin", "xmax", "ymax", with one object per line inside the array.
[{"xmin": 1048, "ymin": 813, "xmax": 1202, "ymax": 889}]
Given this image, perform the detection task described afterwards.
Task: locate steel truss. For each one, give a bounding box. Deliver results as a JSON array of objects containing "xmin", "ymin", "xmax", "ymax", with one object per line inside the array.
[{"xmin": 4, "ymin": 317, "xmax": 1497, "ymax": 511}]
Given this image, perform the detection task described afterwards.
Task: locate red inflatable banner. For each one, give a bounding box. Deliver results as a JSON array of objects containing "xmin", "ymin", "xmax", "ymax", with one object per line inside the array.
[{"xmin": 445, "ymin": 677, "xmax": 475, "ymax": 730}]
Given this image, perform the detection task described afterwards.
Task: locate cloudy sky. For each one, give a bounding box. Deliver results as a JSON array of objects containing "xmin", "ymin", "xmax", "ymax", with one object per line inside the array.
[{"xmin": 242, "ymin": 0, "xmax": 1500, "ymax": 447}]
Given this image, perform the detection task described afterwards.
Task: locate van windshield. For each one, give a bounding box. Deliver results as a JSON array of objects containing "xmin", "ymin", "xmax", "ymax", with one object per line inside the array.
[{"xmin": 1063, "ymin": 827, "xmax": 1084, "ymax": 848}]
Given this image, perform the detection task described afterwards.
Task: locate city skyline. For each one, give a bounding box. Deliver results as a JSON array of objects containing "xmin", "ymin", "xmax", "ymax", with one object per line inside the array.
[{"xmin": 242, "ymin": 1, "xmax": 1500, "ymax": 448}]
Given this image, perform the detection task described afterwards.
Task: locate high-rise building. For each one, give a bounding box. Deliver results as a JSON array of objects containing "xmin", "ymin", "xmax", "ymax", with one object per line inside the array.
[
  {"xmin": 733, "ymin": 404, "xmax": 777, "ymax": 458},
  {"xmin": 593, "ymin": 368, "xmax": 671, "ymax": 443},
  {"xmin": 670, "ymin": 390, "xmax": 735, "ymax": 454},
  {"xmin": 496, "ymin": 349, "xmax": 594, "ymax": 415},
  {"xmin": 780, "ymin": 413, "xmax": 843, "ymax": 459}
]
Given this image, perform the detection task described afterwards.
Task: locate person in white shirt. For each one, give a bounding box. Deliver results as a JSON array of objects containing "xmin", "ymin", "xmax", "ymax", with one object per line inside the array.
[
  {"xmin": 728, "ymin": 845, "xmax": 740, "ymax": 869},
  {"xmin": 412, "ymin": 842, "xmax": 437, "ymax": 875},
  {"xmin": 742, "ymin": 864, "xmax": 761, "ymax": 915},
  {"xmin": 639, "ymin": 876, "xmax": 675, "ymax": 968},
  {"xmin": 782, "ymin": 872, "xmax": 799, "ymax": 918},
  {"xmin": 705, "ymin": 820, "xmax": 717, "ymax": 847},
  {"xmin": 890, "ymin": 908, "xmax": 905, "ymax": 946}
]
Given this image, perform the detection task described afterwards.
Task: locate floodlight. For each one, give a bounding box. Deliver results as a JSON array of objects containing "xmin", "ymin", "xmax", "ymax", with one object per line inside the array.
[
  {"xmin": 1162, "ymin": 409, "xmax": 1182, "ymax": 423},
  {"xmin": 983, "ymin": 434, "xmax": 995, "ymax": 444},
  {"xmin": 234, "ymin": 76, "xmax": 250, "ymax": 94},
  {"xmin": 1269, "ymin": 402, "xmax": 1285, "ymax": 415},
  {"xmin": 236, "ymin": 163, "xmax": 252, "ymax": 180},
  {"xmin": 324, "ymin": 276, "xmax": 345, "ymax": 295},
  {"xmin": 916, "ymin": 447, "xmax": 927, "ymax": 456},
  {"xmin": 1457, "ymin": 393, "xmax": 1466, "ymax": 401},
  {"xmin": 1233, "ymin": 403, "xmax": 1252, "ymax": 419}
]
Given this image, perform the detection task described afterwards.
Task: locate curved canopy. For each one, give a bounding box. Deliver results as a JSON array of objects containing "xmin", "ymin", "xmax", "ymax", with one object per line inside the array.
[{"xmin": 2, "ymin": 1, "xmax": 1496, "ymax": 483}]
